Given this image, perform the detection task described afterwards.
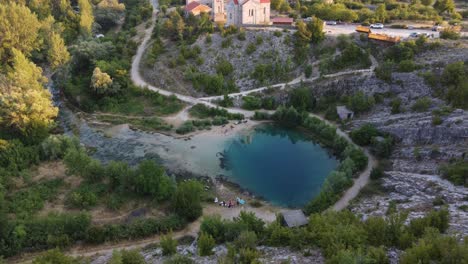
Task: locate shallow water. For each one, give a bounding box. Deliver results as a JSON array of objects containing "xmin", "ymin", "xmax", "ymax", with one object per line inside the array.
[
  {"xmin": 50, "ymin": 81, "xmax": 337, "ymax": 208},
  {"xmin": 224, "ymin": 124, "xmax": 339, "ymax": 207}
]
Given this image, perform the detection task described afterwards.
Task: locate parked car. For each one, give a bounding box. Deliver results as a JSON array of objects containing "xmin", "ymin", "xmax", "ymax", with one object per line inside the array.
[
  {"xmin": 432, "ymin": 26, "xmax": 443, "ymax": 31},
  {"xmin": 370, "ymin": 23, "xmax": 384, "ymax": 29},
  {"xmin": 409, "ymin": 32, "xmax": 419, "ymax": 38},
  {"xmin": 326, "ymin": 21, "xmax": 337, "ymax": 25}
]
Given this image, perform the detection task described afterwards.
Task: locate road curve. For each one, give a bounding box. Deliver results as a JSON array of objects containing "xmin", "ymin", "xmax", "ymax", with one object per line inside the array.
[{"xmin": 130, "ymin": 0, "xmax": 377, "ymax": 212}]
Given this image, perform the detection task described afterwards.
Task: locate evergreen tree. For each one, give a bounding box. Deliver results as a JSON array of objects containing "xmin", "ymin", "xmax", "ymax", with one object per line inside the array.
[{"xmin": 78, "ymin": 0, "xmax": 94, "ymax": 36}]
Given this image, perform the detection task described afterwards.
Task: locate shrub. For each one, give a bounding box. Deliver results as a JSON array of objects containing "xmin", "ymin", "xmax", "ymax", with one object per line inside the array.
[
  {"xmin": 172, "ymin": 180, "xmax": 203, "ymax": 221},
  {"xmin": 221, "ymin": 37, "xmax": 232, "ymax": 48},
  {"xmin": 242, "ymin": 96, "xmax": 262, "ymax": 110},
  {"xmin": 63, "ymin": 148, "xmax": 92, "ymax": 176},
  {"xmin": 32, "ymin": 249, "xmax": 77, "ymax": 264},
  {"xmin": 346, "ymin": 91, "xmax": 375, "ymax": 114},
  {"xmin": 161, "ymin": 233, "xmax": 178, "ymax": 256},
  {"xmin": 164, "ymin": 255, "xmax": 195, "ymax": 264},
  {"xmin": 0, "ymin": 140, "xmax": 40, "ymax": 174},
  {"xmin": 246, "ymin": 43, "xmax": 256, "ymax": 55},
  {"xmin": 432, "ymin": 115, "xmax": 443, "ymax": 126},
  {"xmin": 411, "ymin": 97, "xmax": 432, "ymax": 112},
  {"xmin": 398, "ymin": 60, "xmax": 419, "ymax": 72},
  {"xmin": 237, "ymin": 31, "xmax": 246, "ymax": 41},
  {"xmin": 216, "ymin": 59, "xmax": 234, "ymax": 76},
  {"xmin": 234, "ymin": 231, "xmax": 257, "ymax": 250},
  {"xmin": 198, "ymin": 232, "xmax": 215, "ymax": 256},
  {"xmin": 370, "ymin": 167, "xmax": 384, "ymax": 180},
  {"xmin": 440, "ymin": 29, "xmax": 460, "ymax": 40},
  {"xmin": 252, "ymin": 111, "xmax": 271, "ymax": 120},
  {"xmin": 40, "ymin": 135, "xmax": 80, "ymax": 161},
  {"xmin": 439, "ymin": 161, "xmax": 467, "ymax": 186},
  {"xmin": 375, "ymin": 61, "xmax": 393, "ymax": 83},
  {"xmin": 238, "ymin": 248, "xmax": 259, "ymax": 263},
  {"xmin": 272, "ymin": 106, "xmax": 303, "ymax": 128},
  {"xmin": 304, "ymin": 64, "xmax": 313, "ymax": 78},
  {"xmin": 65, "ymin": 186, "xmax": 98, "ymax": 209},
  {"xmin": 390, "ymin": 98, "xmax": 402, "ymax": 114},
  {"xmin": 200, "ymin": 215, "xmax": 226, "ymax": 243},
  {"xmin": 289, "ymin": 87, "xmax": 315, "ymax": 111},
  {"xmin": 350, "ymin": 123, "xmax": 380, "ymax": 146},
  {"xmin": 120, "ymin": 250, "xmax": 145, "ymax": 264},
  {"xmin": 176, "ymin": 121, "xmax": 195, "ymax": 134}
]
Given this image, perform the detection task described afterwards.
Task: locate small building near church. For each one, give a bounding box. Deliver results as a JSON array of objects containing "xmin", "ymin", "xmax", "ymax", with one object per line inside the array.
[
  {"xmin": 184, "ymin": 1, "xmax": 212, "ymax": 16},
  {"xmin": 281, "ymin": 210, "xmax": 308, "ymax": 228},
  {"xmin": 337, "ymin": 106, "xmax": 354, "ymax": 120},
  {"xmin": 271, "ymin": 17, "xmax": 294, "ymax": 25}
]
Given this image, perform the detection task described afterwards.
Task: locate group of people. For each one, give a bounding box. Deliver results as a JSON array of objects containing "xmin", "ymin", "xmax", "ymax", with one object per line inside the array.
[{"xmin": 214, "ymin": 197, "xmax": 245, "ymax": 208}]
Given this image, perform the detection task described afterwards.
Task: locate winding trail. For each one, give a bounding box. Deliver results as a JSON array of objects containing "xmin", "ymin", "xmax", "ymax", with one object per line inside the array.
[
  {"xmin": 131, "ymin": 0, "xmax": 377, "ymax": 212},
  {"xmin": 10, "ymin": 3, "xmax": 377, "ymax": 263}
]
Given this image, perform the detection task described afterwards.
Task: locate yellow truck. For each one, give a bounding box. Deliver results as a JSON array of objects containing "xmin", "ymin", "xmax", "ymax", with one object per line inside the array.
[
  {"xmin": 356, "ymin": 25, "xmax": 371, "ymax": 33},
  {"xmin": 368, "ymin": 33, "xmax": 401, "ymax": 43}
]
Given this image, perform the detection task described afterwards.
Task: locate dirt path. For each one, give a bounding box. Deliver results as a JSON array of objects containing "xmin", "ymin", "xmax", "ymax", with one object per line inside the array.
[
  {"xmin": 130, "ymin": 0, "xmax": 376, "ymax": 212},
  {"xmin": 10, "ymin": 203, "xmax": 279, "ymax": 263}
]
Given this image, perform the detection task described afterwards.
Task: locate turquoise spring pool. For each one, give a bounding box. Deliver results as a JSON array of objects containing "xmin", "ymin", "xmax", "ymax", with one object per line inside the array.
[{"xmin": 222, "ymin": 124, "xmax": 339, "ymax": 208}]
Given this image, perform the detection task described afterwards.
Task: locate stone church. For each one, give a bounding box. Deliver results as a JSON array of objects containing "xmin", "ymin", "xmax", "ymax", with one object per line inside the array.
[{"xmin": 185, "ymin": 0, "xmax": 270, "ymax": 25}]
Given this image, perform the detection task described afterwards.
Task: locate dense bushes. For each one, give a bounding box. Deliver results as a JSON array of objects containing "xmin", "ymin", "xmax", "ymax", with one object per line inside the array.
[
  {"xmin": 64, "ymin": 147, "xmax": 176, "ymax": 203},
  {"xmin": 251, "ymin": 61, "xmax": 291, "ymax": 85},
  {"xmin": 198, "ymin": 208, "xmax": 454, "ymax": 263},
  {"xmin": 85, "ymin": 214, "xmax": 185, "ymax": 244},
  {"xmin": 242, "ymin": 96, "xmax": 277, "ymax": 110},
  {"xmin": 172, "ymin": 180, "xmax": 204, "ymax": 221},
  {"xmin": 439, "ymin": 160, "xmax": 468, "ymax": 186},
  {"xmin": 0, "ymin": 212, "xmax": 91, "ymax": 257},
  {"xmin": 9, "ymin": 179, "xmax": 64, "ymax": 219},
  {"xmin": 320, "ymin": 43, "xmax": 371, "ymax": 74},
  {"xmin": 188, "ymin": 104, "xmax": 243, "ymax": 120},
  {"xmin": 186, "ymin": 71, "xmax": 238, "ymax": 95},
  {"xmin": 350, "ymin": 123, "xmax": 394, "ymax": 158}
]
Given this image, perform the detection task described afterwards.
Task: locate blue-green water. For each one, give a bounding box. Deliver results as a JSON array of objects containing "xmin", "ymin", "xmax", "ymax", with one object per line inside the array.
[{"xmin": 223, "ymin": 124, "xmax": 339, "ymax": 208}]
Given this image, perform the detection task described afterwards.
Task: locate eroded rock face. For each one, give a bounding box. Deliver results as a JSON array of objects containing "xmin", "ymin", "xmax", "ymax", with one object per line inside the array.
[
  {"xmin": 315, "ymin": 71, "xmax": 468, "ymax": 237},
  {"xmin": 90, "ymin": 245, "xmax": 325, "ymax": 264}
]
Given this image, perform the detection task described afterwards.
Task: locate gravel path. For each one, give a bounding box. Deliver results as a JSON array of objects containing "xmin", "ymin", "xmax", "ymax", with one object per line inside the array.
[{"xmin": 130, "ymin": 0, "xmax": 377, "ymax": 212}]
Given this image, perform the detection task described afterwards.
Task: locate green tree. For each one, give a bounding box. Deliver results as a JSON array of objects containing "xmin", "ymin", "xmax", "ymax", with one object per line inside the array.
[
  {"xmin": 350, "ymin": 123, "xmax": 380, "ymax": 146},
  {"xmin": 161, "ymin": 233, "xmax": 178, "ymax": 256},
  {"xmin": 307, "ymin": 17, "xmax": 325, "ymax": 44},
  {"xmin": 295, "ymin": 20, "xmax": 312, "ymax": 47},
  {"xmin": 434, "ymin": 0, "xmax": 455, "ymax": 14},
  {"xmin": 134, "ymin": 160, "xmax": 175, "ymax": 200},
  {"xmin": 375, "ymin": 4, "xmax": 388, "ymax": 23},
  {"xmin": 91, "ymin": 67, "xmax": 113, "ymax": 94},
  {"xmin": 33, "ymin": 249, "xmax": 77, "ymax": 264},
  {"xmin": 95, "ymin": 0, "xmax": 125, "ymax": 31},
  {"xmin": 289, "ymin": 87, "xmax": 315, "ymax": 111},
  {"xmin": 0, "ymin": 49, "xmax": 58, "ymax": 139},
  {"xmin": 421, "ymin": 0, "xmax": 433, "ymax": 6},
  {"xmin": 441, "ymin": 61, "xmax": 467, "ymax": 109},
  {"xmin": 48, "ymin": 32, "xmax": 70, "ymax": 69},
  {"xmin": 198, "ymin": 232, "xmax": 215, "ymax": 256},
  {"xmin": 0, "ymin": 2, "xmax": 41, "ymax": 61},
  {"xmin": 78, "ymin": 0, "xmax": 94, "ymax": 36},
  {"xmin": 173, "ymin": 180, "xmax": 203, "ymax": 221}
]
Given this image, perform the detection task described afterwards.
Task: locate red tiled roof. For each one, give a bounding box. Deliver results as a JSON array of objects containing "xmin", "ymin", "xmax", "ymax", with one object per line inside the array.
[
  {"xmin": 260, "ymin": 0, "xmax": 270, "ymax": 3},
  {"xmin": 185, "ymin": 1, "xmax": 200, "ymax": 11},
  {"xmin": 232, "ymin": 0, "xmax": 238, "ymax": 4}
]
